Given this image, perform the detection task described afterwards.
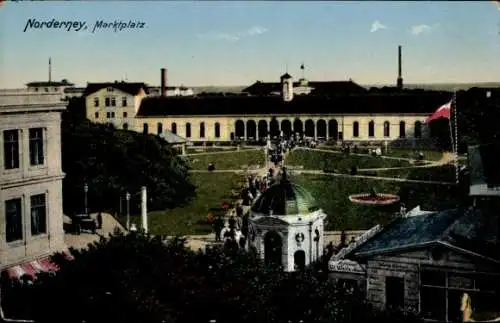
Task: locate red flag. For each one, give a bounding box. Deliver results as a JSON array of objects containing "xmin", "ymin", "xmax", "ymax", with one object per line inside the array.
[{"xmin": 425, "ymin": 101, "xmax": 452, "ymax": 124}]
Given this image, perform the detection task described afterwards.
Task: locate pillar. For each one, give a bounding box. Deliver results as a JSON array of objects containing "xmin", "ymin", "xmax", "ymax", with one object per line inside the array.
[
  {"xmin": 141, "ymin": 186, "xmax": 148, "ymax": 234},
  {"xmin": 181, "ymin": 143, "xmax": 186, "ymax": 156},
  {"xmin": 326, "ymin": 122, "xmax": 329, "ymax": 140}
]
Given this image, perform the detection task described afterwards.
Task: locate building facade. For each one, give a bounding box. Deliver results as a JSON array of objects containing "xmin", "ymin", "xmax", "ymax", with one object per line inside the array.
[{"xmin": 0, "ymin": 91, "xmax": 67, "ymax": 269}]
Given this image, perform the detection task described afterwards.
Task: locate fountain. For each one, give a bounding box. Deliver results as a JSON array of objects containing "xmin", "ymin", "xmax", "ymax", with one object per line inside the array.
[{"xmin": 348, "ymin": 187, "xmax": 400, "ymax": 206}]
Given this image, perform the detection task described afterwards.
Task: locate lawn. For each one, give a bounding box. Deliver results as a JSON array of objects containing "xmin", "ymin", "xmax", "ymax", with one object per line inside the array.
[
  {"xmin": 316, "ymin": 144, "xmax": 444, "ymax": 161},
  {"xmin": 292, "ymin": 174, "xmax": 459, "ymax": 231},
  {"xmin": 362, "ymin": 165, "xmax": 456, "ymax": 182},
  {"xmin": 186, "ymin": 146, "xmax": 256, "ymax": 154},
  {"xmin": 286, "ymin": 149, "xmax": 411, "ymax": 172},
  {"xmin": 186, "ymin": 149, "xmax": 266, "ymax": 170},
  {"xmin": 120, "ymin": 173, "xmax": 245, "ymax": 236}
]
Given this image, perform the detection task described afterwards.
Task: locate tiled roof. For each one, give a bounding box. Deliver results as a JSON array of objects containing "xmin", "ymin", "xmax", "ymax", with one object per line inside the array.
[
  {"xmin": 136, "ymin": 92, "xmax": 451, "ymax": 117},
  {"xmin": 242, "ymin": 80, "xmax": 367, "ymax": 95},
  {"xmin": 63, "ymin": 87, "xmax": 85, "ymax": 93},
  {"xmin": 83, "ymin": 82, "xmax": 148, "ymax": 96}
]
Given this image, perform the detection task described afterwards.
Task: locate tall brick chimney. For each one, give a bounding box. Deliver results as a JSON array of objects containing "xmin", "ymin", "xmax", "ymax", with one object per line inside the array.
[
  {"xmin": 160, "ymin": 68, "xmax": 167, "ymax": 97},
  {"xmin": 397, "ymin": 45, "xmax": 403, "ymax": 89}
]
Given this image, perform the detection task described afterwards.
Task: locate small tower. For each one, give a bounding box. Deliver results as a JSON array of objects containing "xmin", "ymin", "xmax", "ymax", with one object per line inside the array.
[{"xmin": 280, "ymin": 73, "xmax": 294, "ymax": 102}]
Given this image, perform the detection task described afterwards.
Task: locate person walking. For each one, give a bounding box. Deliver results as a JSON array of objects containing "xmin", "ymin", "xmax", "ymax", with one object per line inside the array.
[{"xmin": 213, "ymin": 215, "xmax": 224, "ymax": 242}]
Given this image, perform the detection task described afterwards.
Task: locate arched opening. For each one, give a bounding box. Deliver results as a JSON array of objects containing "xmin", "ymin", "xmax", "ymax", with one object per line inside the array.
[
  {"xmin": 294, "ymin": 250, "xmax": 306, "ymax": 271},
  {"xmin": 199, "ymin": 122, "xmax": 205, "ymax": 138},
  {"xmin": 157, "ymin": 122, "xmax": 163, "ymax": 135},
  {"xmin": 328, "ymin": 119, "xmax": 338, "ymax": 140},
  {"xmin": 414, "ymin": 121, "xmax": 422, "ymax": 138},
  {"xmin": 317, "ymin": 119, "xmax": 326, "ymax": 139},
  {"xmin": 368, "ymin": 120, "xmax": 375, "ymax": 137},
  {"xmin": 384, "ymin": 121, "xmax": 390, "ymax": 137},
  {"xmin": 258, "ymin": 120, "xmax": 268, "ymax": 139},
  {"xmin": 214, "ymin": 122, "xmax": 221, "ymax": 138},
  {"xmin": 281, "ymin": 119, "xmax": 292, "ymax": 138},
  {"xmin": 185, "ymin": 123, "xmax": 191, "ymax": 138},
  {"xmin": 353, "ymin": 121, "xmax": 359, "ymax": 138},
  {"xmin": 305, "ymin": 119, "xmax": 315, "ymax": 138},
  {"xmin": 171, "ymin": 123, "xmax": 177, "ymax": 134},
  {"xmin": 270, "ymin": 118, "xmax": 280, "ymax": 138},
  {"xmin": 264, "ymin": 231, "xmax": 283, "ymax": 267},
  {"xmin": 235, "ymin": 120, "xmax": 245, "ymax": 139},
  {"xmin": 143, "ymin": 123, "xmax": 149, "ymax": 134},
  {"xmin": 399, "ymin": 121, "xmax": 406, "ymax": 138},
  {"xmin": 123, "ymin": 123, "xmax": 128, "ymax": 130},
  {"xmin": 246, "ymin": 120, "xmax": 256, "ymax": 140},
  {"xmin": 293, "ymin": 118, "xmax": 303, "ymax": 136}
]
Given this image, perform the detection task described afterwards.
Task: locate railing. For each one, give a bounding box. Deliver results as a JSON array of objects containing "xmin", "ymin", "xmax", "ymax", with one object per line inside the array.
[{"xmin": 0, "ymin": 93, "xmax": 64, "ymax": 106}]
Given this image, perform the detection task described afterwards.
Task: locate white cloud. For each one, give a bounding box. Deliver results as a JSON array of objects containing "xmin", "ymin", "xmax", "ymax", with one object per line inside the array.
[
  {"xmin": 410, "ymin": 24, "xmax": 433, "ymax": 35},
  {"xmin": 197, "ymin": 25, "xmax": 268, "ymax": 42},
  {"xmin": 370, "ymin": 20, "xmax": 387, "ymax": 33}
]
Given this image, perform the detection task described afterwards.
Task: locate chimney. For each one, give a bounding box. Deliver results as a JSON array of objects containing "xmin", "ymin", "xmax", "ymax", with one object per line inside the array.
[
  {"xmin": 48, "ymin": 57, "xmax": 52, "ymax": 83},
  {"xmin": 397, "ymin": 45, "xmax": 403, "ymax": 89},
  {"xmin": 160, "ymin": 68, "xmax": 167, "ymax": 97}
]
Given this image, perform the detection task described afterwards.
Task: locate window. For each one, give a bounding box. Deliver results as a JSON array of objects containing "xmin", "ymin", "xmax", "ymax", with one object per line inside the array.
[
  {"xmin": 44, "ymin": 88, "xmax": 49, "ymax": 92},
  {"xmin": 106, "ymin": 112, "xmax": 111, "ymax": 118},
  {"xmin": 123, "ymin": 112, "xmax": 128, "ymax": 118},
  {"xmin": 383, "ymin": 121, "xmax": 390, "ymax": 137},
  {"xmin": 54, "ymin": 87, "xmax": 59, "ymax": 92},
  {"xmin": 122, "ymin": 97, "xmax": 127, "ymax": 107},
  {"xmin": 107, "ymin": 87, "xmax": 114, "ymax": 92},
  {"xmin": 157, "ymin": 122, "xmax": 163, "ymax": 135},
  {"xmin": 95, "ymin": 112, "xmax": 99, "ymax": 119},
  {"xmin": 34, "ymin": 87, "xmax": 39, "ymax": 92},
  {"xmin": 368, "ymin": 120, "xmax": 375, "ymax": 137},
  {"xmin": 5, "ymin": 198, "xmax": 23, "ymax": 243},
  {"xmin": 3, "ymin": 130, "xmax": 20, "ymax": 170},
  {"xmin": 414, "ymin": 121, "xmax": 422, "ymax": 138},
  {"xmin": 105, "ymin": 97, "xmax": 111, "ymax": 107},
  {"xmin": 112, "ymin": 112, "xmax": 115, "ymax": 118},
  {"xmin": 30, "ymin": 194, "xmax": 46, "ymax": 235},
  {"xmin": 94, "ymin": 98, "xmax": 99, "ymax": 107},
  {"xmin": 353, "ymin": 121, "xmax": 359, "ymax": 138},
  {"xmin": 143, "ymin": 123, "xmax": 149, "ymax": 134},
  {"xmin": 199, "ymin": 122, "xmax": 205, "ymax": 138},
  {"xmin": 399, "ymin": 121, "xmax": 406, "ymax": 138},
  {"xmin": 171, "ymin": 123, "xmax": 177, "ymax": 134},
  {"xmin": 29, "ymin": 128, "xmax": 44, "ymax": 166},
  {"xmin": 111, "ymin": 97, "xmax": 116, "ymax": 107},
  {"xmin": 385, "ymin": 277, "xmax": 404, "ymax": 310},
  {"xmin": 215, "ymin": 122, "xmax": 221, "ymax": 138},
  {"xmin": 185, "ymin": 123, "xmax": 191, "ymax": 138},
  {"xmin": 123, "ymin": 123, "xmax": 128, "ymax": 130}
]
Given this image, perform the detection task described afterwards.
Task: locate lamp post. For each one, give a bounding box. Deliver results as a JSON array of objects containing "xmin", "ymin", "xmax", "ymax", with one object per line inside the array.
[
  {"xmin": 84, "ymin": 183, "xmax": 89, "ymax": 215},
  {"xmin": 125, "ymin": 192, "xmax": 131, "ymax": 230}
]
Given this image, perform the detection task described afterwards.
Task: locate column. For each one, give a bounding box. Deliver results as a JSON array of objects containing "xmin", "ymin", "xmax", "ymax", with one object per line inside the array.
[
  {"xmin": 141, "ymin": 186, "xmax": 148, "ymax": 234},
  {"xmin": 243, "ymin": 122, "xmax": 247, "ymax": 141},
  {"xmin": 326, "ymin": 122, "xmax": 329, "ymax": 140}
]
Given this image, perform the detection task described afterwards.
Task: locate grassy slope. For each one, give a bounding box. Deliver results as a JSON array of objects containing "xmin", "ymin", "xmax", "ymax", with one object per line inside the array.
[
  {"xmin": 186, "ymin": 149, "xmax": 265, "ymax": 170},
  {"xmin": 367, "ymin": 165, "xmax": 456, "ymax": 182}
]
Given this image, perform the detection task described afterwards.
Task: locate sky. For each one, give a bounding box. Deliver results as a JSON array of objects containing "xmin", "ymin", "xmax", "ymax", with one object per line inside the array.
[{"xmin": 1, "ymin": 1, "xmax": 500, "ymax": 88}]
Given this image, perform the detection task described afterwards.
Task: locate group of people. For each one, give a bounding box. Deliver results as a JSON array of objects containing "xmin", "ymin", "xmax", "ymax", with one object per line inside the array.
[{"xmin": 211, "ymin": 202, "xmax": 248, "ymax": 249}]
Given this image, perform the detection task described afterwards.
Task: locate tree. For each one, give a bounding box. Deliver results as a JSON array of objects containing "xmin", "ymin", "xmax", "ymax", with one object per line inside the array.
[{"xmin": 61, "ymin": 98, "xmax": 195, "ymax": 215}]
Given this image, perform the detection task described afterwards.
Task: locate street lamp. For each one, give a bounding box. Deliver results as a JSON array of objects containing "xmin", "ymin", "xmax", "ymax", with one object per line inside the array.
[
  {"xmin": 84, "ymin": 183, "xmax": 89, "ymax": 215},
  {"xmin": 125, "ymin": 192, "xmax": 131, "ymax": 230}
]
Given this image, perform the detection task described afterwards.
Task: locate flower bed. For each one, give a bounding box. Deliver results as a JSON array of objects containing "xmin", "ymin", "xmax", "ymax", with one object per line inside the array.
[{"xmin": 349, "ymin": 193, "xmax": 400, "ymax": 205}]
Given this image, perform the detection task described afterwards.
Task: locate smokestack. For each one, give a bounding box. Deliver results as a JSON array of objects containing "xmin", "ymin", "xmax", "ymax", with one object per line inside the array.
[
  {"xmin": 397, "ymin": 45, "xmax": 403, "ymax": 89},
  {"xmin": 49, "ymin": 57, "xmax": 52, "ymax": 83},
  {"xmin": 160, "ymin": 68, "xmax": 167, "ymax": 97}
]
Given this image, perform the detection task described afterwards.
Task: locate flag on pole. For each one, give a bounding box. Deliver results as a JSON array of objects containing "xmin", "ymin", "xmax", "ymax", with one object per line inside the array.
[
  {"xmin": 300, "ymin": 64, "xmax": 304, "ymax": 70},
  {"xmin": 425, "ymin": 101, "xmax": 452, "ymax": 124}
]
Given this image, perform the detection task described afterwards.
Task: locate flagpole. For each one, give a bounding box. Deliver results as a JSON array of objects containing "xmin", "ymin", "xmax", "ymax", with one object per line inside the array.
[{"xmin": 453, "ymin": 90, "xmax": 459, "ymax": 184}]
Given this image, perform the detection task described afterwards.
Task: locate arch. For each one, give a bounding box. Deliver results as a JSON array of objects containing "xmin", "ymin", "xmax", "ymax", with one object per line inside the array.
[
  {"xmin": 246, "ymin": 120, "xmax": 257, "ymax": 140},
  {"xmin": 235, "ymin": 120, "xmax": 245, "ymax": 139},
  {"xmin": 258, "ymin": 120, "xmax": 268, "ymax": 139},
  {"xmin": 264, "ymin": 231, "xmax": 283, "ymax": 267},
  {"xmin": 399, "ymin": 121, "xmax": 406, "ymax": 138},
  {"xmin": 281, "ymin": 119, "xmax": 292, "ymax": 138},
  {"xmin": 123, "ymin": 123, "xmax": 128, "ymax": 130},
  {"xmin": 304, "ymin": 119, "xmax": 315, "ymax": 138},
  {"xmin": 214, "ymin": 122, "xmax": 221, "ymax": 138},
  {"xmin": 293, "ymin": 118, "xmax": 303, "ymax": 135},
  {"xmin": 317, "ymin": 119, "xmax": 327, "ymax": 139},
  {"xmin": 270, "ymin": 117, "xmax": 280, "ymax": 138},
  {"xmin": 171, "ymin": 122, "xmax": 177, "ymax": 134},
  {"xmin": 383, "ymin": 121, "xmax": 390, "ymax": 137},
  {"xmin": 157, "ymin": 122, "xmax": 163, "ymax": 135},
  {"xmin": 185, "ymin": 122, "xmax": 192, "ymax": 138},
  {"xmin": 294, "ymin": 250, "xmax": 306, "ymax": 271},
  {"xmin": 368, "ymin": 120, "xmax": 375, "ymax": 137},
  {"xmin": 353, "ymin": 121, "xmax": 359, "ymax": 138},
  {"xmin": 414, "ymin": 121, "xmax": 422, "ymax": 138},
  {"xmin": 328, "ymin": 119, "xmax": 338, "ymax": 140},
  {"xmin": 143, "ymin": 123, "xmax": 149, "ymax": 134},
  {"xmin": 199, "ymin": 122, "xmax": 205, "ymax": 138}
]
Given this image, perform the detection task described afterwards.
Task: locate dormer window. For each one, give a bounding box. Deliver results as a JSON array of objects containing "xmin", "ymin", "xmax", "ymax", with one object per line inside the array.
[{"xmin": 107, "ymin": 87, "xmax": 114, "ymax": 92}]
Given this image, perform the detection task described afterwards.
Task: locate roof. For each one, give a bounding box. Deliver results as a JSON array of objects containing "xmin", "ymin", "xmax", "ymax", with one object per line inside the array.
[
  {"xmin": 251, "ymin": 169, "xmax": 320, "ymax": 216},
  {"xmin": 136, "ymin": 92, "xmax": 451, "ymax": 117},
  {"xmin": 83, "ymin": 82, "xmax": 148, "ymax": 96},
  {"xmin": 159, "ymin": 131, "xmax": 187, "ymax": 144},
  {"xmin": 63, "ymin": 87, "xmax": 85, "ymax": 93},
  {"xmin": 468, "ymin": 143, "xmax": 500, "ymax": 188},
  {"xmin": 280, "ymin": 73, "xmax": 292, "ymax": 80},
  {"xmin": 353, "ymin": 207, "xmax": 500, "ymax": 261},
  {"xmin": 242, "ymin": 80, "xmax": 367, "ymax": 95},
  {"xmin": 26, "ymin": 80, "xmax": 75, "ymax": 87}
]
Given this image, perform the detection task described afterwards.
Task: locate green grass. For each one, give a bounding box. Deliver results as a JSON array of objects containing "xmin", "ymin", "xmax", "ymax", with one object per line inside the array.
[
  {"xmin": 187, "ymin": 146, "xmax": 256, "ymax": 153},
  {"xmin": 286, "ymin": 150, "xmax": 411, "ymax": 172},
  {"xmin": 384, "ymin": 148, "xmax": 444, "ymax": 161},
  {"xmin": 120, "ymin": 173, "xmax": 245, "ymax": 236},
  {"xmin": 186, "ymin": 149, "xmax": 266, "ymax": 170},
  {"xmin": 293, "ymin": 174, "xmax": 459, "ymax": 231},
  {"xmin": 363, "ymin": 165, "xmax": 456, "ymax": 182}
]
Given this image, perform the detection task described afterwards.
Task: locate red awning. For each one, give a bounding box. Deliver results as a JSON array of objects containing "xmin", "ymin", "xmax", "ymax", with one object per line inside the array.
[{"xmin": 4, "ymin": 251, "xmax": 73, "ymax": 281}]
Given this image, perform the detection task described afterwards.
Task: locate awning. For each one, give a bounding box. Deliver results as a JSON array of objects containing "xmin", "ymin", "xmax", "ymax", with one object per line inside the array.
[{"xmin": 4, "ymin": 251, "xmax": 73, "ymax": 281}]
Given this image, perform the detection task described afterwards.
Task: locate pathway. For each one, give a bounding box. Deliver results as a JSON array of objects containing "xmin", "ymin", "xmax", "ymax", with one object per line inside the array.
[{"xmin": 185, "ymin": 147, "xmax": 261, "ymax": 157}]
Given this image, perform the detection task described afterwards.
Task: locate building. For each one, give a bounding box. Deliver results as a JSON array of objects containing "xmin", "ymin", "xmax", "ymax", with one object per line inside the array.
[
  {"xmin": 0, "ymin": 90, "xmax": 67, "ymax": 275},
  {"xmin": 248, "ymin": 168, "xmax": 326, "ymax": 272},
  {"xmin": 147, "ymin": 86, "xmax": 194, "ymax": 97},
  {"xmin": 26, "ymin": 79, "xmax": 75, "ymax": 95}
]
